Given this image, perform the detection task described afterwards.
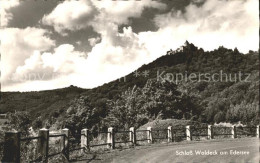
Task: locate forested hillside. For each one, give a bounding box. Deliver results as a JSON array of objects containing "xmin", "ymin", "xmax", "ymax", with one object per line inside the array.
[{"xmin": 1, "ymin": 42, "xmax": 259, "ymax": 134}]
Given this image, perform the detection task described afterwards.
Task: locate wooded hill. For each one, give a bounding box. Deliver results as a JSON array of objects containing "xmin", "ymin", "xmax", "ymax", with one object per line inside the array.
[{"xmin": 1, "ymin": 41, "xmax": 259, "ymax": 133}]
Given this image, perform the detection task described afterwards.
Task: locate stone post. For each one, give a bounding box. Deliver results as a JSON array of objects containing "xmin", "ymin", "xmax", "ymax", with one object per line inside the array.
[
  {"xmin": 107, "ymin": 127, "xmax": 115, "ymax": 149},
  {"xmin": 208, "ymin": 125, "xmax": 213, "ymax": 140},
  {"xmin": 129, "ymin": 127, "xmax": 136, "ymax": 145},
  {"xmin": 231, "ymin": 125, "xmax": 237, "ymax": 139},
  {"xmin": 81, "ymin": 129, "xmax": 90, "ymax": 153},
  {"xmin": 38, "ymin": 128, "xmax": 49, "ymax": 163},
  {"xmin": 256, "ymin": 125, "xmax": 259, "ymax": 138},
  {"xmin": 61, "ymin": 128, "xmax": 69, "ymax": 160},
  {"xmin": 167, "ymin": 126, "xmax": 173, "ymax": 142},
  {"xmin": 2, "ymin": 131, "xmax": 21, "ymax": 163},
  {"xmin": 186, "ymin": 126, "xmax": 191, "ymax": 141},
  {"xmin": 147, "ymin": 127, "xmax": 152, "ymax": 143}
]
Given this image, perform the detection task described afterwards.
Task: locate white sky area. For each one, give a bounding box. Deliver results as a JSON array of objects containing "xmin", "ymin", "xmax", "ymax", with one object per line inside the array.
[{"xmin": 0, "ymin": 0, "xmax": 259, "ymax": 92}]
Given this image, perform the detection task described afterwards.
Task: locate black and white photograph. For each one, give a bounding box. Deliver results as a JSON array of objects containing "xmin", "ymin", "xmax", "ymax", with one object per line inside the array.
[{"xmin": 0, "ymin": 0, "xmax": 259, "ymax": 162}]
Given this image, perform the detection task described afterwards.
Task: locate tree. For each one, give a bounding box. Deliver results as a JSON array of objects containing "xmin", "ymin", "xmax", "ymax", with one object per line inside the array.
[
  {"xmin": 62, "ymin": 96, "xmax": 99, "ymax": 133},
  {"xmin": 104, "ymin": 86, "xmax": 148, "ymax": 129},
  {"xmin": 104, "ymin": 79, "xmax": 200, "ymax": 130},
  {"xmin": 7, "ymin": 111, "xmax": 32, "ymax": 136},
  {"xmin": 214, "ymin": 111, "xmax": 225, "ymax": 123}
]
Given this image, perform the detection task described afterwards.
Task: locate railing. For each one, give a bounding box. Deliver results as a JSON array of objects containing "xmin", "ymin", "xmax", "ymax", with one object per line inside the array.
[
  {"xmin": 88, "ymin": 130, "xmax": 111, "ymax": 148},
  {"xmin": 172, "ymin": 128, "xmax": 187, "ymax": 142},
  {"xmin": 20, "ymin": 135, "xmax": 41, "ymax": 162},
  {"xmin": 1, "ymin": 125, "xmax": 259, "ymax": 162}
]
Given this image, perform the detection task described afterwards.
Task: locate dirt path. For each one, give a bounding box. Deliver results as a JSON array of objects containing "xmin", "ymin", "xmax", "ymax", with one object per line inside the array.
[{"xmin": 73, "ymin": 138, "xmax": 259, "ymax": 163}]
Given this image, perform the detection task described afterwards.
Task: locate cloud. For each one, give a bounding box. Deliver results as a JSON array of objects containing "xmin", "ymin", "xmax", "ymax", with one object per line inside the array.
[
  {"xmin": 0, "ymin": 0, "xmax": 20, "ymax": 27},
  {"xmin": 3, "ymin": 26, "xmax": 148, "ymax": 91},
  {"xmin": 0, "ymin": 27, "xmax": 55, "ymax": 86},
  {"xmin": 81, "ymin": 26, "xmax": 149, "ymax": 85},
  {"xmin": 9, "ymin": 44, "xmax": 86, "ymax": 84},
  {"xmin": 88, "ymin": 37, "xmax": 101, "ymax": 46},
  {"xmin": 3, "ymin": 44, "xmax": 89, "ymax": 91},
  {"xmin": 152, "ymin": 0, "xmax": 259, "ymax": 53},
  {"xmin": 28, "ymin": 0, "xmax": 167, "ymax": 90},
  {"xmin": 91, "ymin": 0, "xmax": 166, "ymax": 26},
  {"xmin": 42, "ymin": 0, "xmax": 166, "ymax": 35},
  {"xmin": 42, "ymin": 0, "xmax": 98, "ymax": 35}
]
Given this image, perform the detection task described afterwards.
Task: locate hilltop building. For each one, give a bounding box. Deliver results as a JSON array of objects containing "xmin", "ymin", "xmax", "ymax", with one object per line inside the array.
[{"xmin": 167, "ymin": 40, "xmax": 198, "ymax": 55}]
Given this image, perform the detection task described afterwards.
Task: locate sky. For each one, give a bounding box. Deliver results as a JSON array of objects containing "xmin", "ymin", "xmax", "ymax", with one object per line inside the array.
[{"xmin": 0, "ymin": 0, "xmax": 259, "ymax": 92}]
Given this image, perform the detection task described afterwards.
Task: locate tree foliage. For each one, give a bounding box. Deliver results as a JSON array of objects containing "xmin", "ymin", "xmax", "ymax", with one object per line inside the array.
[
  {"xmin": 103, "ymin": 79, "xmax": 201, "ymax": 130},
  {"xmin": 6, "ymin": 111, "xmax": 32, "ymax": 136}
]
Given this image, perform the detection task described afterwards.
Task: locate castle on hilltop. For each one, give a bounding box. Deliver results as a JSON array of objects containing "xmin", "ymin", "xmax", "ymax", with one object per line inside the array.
[{"xmin": 167, "ymin": 40, "xmax": 198, "ymax": 55}]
